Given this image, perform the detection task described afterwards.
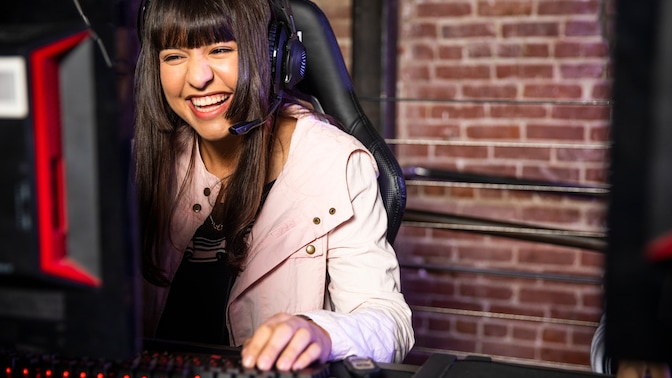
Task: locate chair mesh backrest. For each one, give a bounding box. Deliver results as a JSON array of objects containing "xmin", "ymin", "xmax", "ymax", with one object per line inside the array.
[{"xmin": 290, "ymin": 0, "xmax": 406, "ymax": 243}]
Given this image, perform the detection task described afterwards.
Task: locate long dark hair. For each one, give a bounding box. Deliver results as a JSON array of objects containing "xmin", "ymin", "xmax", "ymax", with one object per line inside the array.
[{"xmin": 134, "ymin": 0, "xmax": 275, "ymax": 286}]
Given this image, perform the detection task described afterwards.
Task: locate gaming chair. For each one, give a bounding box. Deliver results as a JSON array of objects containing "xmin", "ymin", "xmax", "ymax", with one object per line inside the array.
[{"xmin": 289, "ymin": 0, "xmax": 407, "ymax": 244}]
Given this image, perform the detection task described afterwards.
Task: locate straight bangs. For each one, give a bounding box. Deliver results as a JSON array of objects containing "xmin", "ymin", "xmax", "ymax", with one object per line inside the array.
[{"xmin": 149, "ymin": 0, "xmax": 236, "ymax": 50}]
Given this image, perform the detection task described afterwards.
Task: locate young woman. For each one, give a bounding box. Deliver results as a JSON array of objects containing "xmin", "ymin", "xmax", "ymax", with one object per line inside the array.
[{"xmin": 133, "ymin": 0, "xmax": 413, "ymax": 371}]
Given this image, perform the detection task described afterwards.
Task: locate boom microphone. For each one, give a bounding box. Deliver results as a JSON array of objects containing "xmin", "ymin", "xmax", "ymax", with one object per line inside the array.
[{"xmin": 229, "ymin": 97, "xmax": 282, "ymax": 135}]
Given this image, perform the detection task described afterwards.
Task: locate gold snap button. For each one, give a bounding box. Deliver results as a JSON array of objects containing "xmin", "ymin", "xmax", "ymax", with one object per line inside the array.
[
  {"xmin": 313, "ymin": 217, "xmax": 321, "ymax": 225},
  {"xmin": 192, "ymin": 203, "xmax": 202, "ymax": 213},
  {"xmin": 306, "ymin": 245, "xmax": 316, "ymax": 255},
  {"xmin": 329, "ymin": 208, "xmax": 336, "ymax": 215},
  {"xmin": 204, "ymin": 187, "xmax": 211, "ymax": 196}
]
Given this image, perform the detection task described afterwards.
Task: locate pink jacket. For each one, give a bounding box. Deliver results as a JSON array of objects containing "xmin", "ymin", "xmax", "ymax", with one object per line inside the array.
[{"xmin": 142, "ymin": 110, "xmax": 414, "ymax": 362}]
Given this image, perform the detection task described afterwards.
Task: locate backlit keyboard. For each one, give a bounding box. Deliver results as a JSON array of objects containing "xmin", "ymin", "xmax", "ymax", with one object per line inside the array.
[{"xmin": 1, "ymin": 349, "xmax": 331, "ymax": 378}]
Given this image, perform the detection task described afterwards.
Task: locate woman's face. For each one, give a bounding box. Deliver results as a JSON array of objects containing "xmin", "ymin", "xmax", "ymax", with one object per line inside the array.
[{"xmin": 159, "ymin": 41, "xmax": 239, "ymax": 141}]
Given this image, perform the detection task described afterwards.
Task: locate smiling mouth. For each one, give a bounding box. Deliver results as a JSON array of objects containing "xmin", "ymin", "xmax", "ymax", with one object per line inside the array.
[{"xmin": 190, "ymin": 94, "xmax": 231, "ymax": 112}]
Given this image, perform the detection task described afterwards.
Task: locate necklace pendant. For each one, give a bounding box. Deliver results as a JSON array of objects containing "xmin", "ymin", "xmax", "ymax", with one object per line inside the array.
[{"xmin": 210, "ymin": 215, "xmax": 224, "ymax": 231}]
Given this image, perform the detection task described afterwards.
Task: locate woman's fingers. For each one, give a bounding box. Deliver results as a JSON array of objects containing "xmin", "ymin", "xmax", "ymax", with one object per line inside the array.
[{"xmin": 241, "ymin": 313, "xmax": 331, "ymax": 371}]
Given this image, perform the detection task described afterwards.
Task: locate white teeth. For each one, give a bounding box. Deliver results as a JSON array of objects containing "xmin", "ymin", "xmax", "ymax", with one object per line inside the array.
[{"xmin": 191, "ymin": 94, "xmax": 230, "ymax": 107}]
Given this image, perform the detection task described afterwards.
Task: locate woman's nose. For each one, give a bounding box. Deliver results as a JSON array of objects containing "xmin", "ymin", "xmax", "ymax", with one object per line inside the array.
[{"xmin": 186, "ymin": 57, "xmax": 214, "ymax": 89}]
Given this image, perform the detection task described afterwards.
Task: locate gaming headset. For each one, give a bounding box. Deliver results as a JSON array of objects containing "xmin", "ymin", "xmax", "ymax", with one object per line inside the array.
[{"xmin": 136, "ymin": 0, "xmax": 307, "ymax": 134}]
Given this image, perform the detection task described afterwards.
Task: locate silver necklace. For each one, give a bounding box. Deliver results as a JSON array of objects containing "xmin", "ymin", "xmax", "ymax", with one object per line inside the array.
[{"xmin": 209, "ymin": 214, "xmax": 223, "ymax": 231}]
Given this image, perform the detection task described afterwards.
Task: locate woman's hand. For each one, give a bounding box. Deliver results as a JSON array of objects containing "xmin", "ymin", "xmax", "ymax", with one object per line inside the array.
[{"xmin": 241, "ymin": 313, "xmax": 332, "ymax": 371}]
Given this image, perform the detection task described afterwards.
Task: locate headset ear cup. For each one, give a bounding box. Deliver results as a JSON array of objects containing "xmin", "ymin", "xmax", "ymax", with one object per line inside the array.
[
  {"xmin": 268, "ymin": 20, "xmax": 287, "ymax": 95},
  {"xmin": 268, "ymin": 18, "xmax": 306, "ymax": 94},
  {"xmin": 283, "ymin": 37, "xmax": 306, "ymax": 90}
]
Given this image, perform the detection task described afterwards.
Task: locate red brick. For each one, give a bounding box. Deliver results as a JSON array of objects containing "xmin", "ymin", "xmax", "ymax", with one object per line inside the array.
[
  {"xmin": 497, "ymin": 43, "xmax": 523, "ymax": 57},
  {"xmin": 430, "ymin": 104, "xmax": 486, "ymax": 119},
  {"xmin": 580, "ymin": 250, "xmax": 605, "ymax": 269},
  {"xmin": 557, "ymin": 147, "xmax": 608, "ymax": 163},
  {"xmin": 402, "ymin": 65, "xmax": 431, "ymax": 80},
  {"xmin": 417, "ymin": 2, "xmax": 472, "ymax": 17},
  {"xmin": 448, "ymin": 187, "xmax": 477, "ymax": 198},
  {"xmin": 542, "ymin": 327, "xmax": 569, "ymax": 343},
  {"xmin": 489, "ymin": 303, "xmax": 546, "ymax": 318},
  {"xmin": 457, "ymin": 247, "xmax": 514, "ymax": 262},
  {"xmin": 496, "ymin": 64, "xmax": 554, "ymax": 79},
  {"xmin": 566, "ymin": 20, "xmax": 601, "ymax": 36},
  {"xmin": 463, "ymin": 84, "xmax": 518, "ymax": 99},
  {"xmin": 519, "ymin": 248, "xmax": 578, "ymax": 266},
  {"xmin": 435, "ymin": 145, "xmax": 489, "ymax": 158},
  {"xmin": 407, "ymin": 123, "xmax": 461, "ymax": 139},
  {"xmin": 427, "ymin": 317, "xmax": 453, "ymax": 332},
  {"xmin": 551, "ymin": 105, "xmax": 610, "ymax": 120},
  {"xmin": 589, "ymin": 123, "xmax": 611, "ymax": 141},
  {"xmin": 443, "ymin": 23, "xmax": 497, "ymax": 38},
  {"xmin": 396, "ymin": 144, "xmax": 429, "ymax": 159},
  {"xmin": 527, "ymin": 124, "xmax": 584, "ymax": 141},
  {"xmin": 418, "ymin": 184, "xmax": 449, "ymax": 198},
  {"xmin": 549, "ymin": 307, "xmax": 602, "ymax": 323},
  {"xmin": 522, "ymin": 204, "xmax": 582, "ymax": 223},
  {"xmin": 432, "ymin": 297, "xmax": 486, "ymax": 312},
  {"xmin": 583, "ymin": 291, "xmax": 604, "ymax": 309},
  {"xmin": 585, "ymin": 206, "xmax": 607, "ymax": 228},
  {"xmin": 407, "ymin": 23, "xmax": 437, "ymax": 38},
  {"xmin": 460, "ymin": 283, "xmax": 515, "ymax": 301},
  {"xmin": 560, "ymin": 63, "xmax": 605, "ymax": 79},
  {"xmin": 402, "ymin": 276, "xmax": 457, "ymax": 297},
  {"xmin": 493, "ymin": 146, "xmax": 551, "ymax": 161},
  {"xmin": 466, "ymin": 124, "xmax": 521, "ymax": 139},
  {"xmin": 409, "ymin": 44, "xmax": 435, "ymax": 60},
  {"xmin": 520, "ymin": 287, "xmax": 578, "ymax": 305},
  {"xmin": 497, "ymin": 43, "xmax": 550, "ymax": 58},
  {"xmin": 513, "ymin": 326, "xmax": 538, "ymax": 341},
  {"xmin": 503, "ymin": 22, "xmax": 560, "ymax": 37},
  {"xmin": 483, "ymin": 323, "xmax": 508, "ymax": 338},
  {"xmin": 481, "ymin": 341, "xmax": 537, "ymax": 359},
  {"xmin": 555, "ymin": 41, "xmax": 609, "ymax": 58},
  {"xmin": 466, "ymin": 43, "xmax": 493, "ymax": 58},
  {"xmin": 524, "ymin": 43, "xmax": 551, "ymax": 57},
  {"xmin": 478, "ymin": 0, "xmax": 533, "ymax": 16},
  {"xmin": 455, "ymin": 319, "xmax": 478, "ymax": 335},
  {"xmin": 538, "ymin": 0, "xmax": 600, "ymax": 15},
  {"xmin": 540, "ymin": 346, "xmax": 591, "ymax": 366},
  {"xmin": 438, "ymin": 45, "xmax": 463, "ymax": 60},
  {"xmin": 524, "ymin": 84, "xmax": 583, "ymax": 99},
  {"xmin": 591, "ymin": 82, "xmax": 612, "ymax": 99},
  {"xmin": 479, "ymin": 188, "xmax": 505, "ymax": 199},
  {"xmin": 573, "ymin": 327, "xmax": 597, "ymax": 347},
  {"xmin": 465, "ymin": 164, "xmax": 518, "ymax": 178},
  {"xmin": 491, "ymin": 104, "xmax": 547, "ymax": 119},
  {"xmin": 437, "ymin": 65, "xmax": 491, "ymax": 80},
  {"xmin": 406, "ymin": 84, "xmax": 458, "ymax": 99}
]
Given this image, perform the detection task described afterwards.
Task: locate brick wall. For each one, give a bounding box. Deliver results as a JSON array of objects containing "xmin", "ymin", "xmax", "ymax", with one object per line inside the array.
[{"xmin": 312, "ymin": 0, "xmax": 614, "ymax": 372}]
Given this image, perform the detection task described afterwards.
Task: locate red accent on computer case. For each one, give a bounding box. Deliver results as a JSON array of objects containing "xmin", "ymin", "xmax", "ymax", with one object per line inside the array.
[
  {"xmin": 30, "ymin": 30, "xmax": 101, "ymax": 287},
  {"xmin": 647, "ymin": 231, "xmax": 672, "ymax": 262}
]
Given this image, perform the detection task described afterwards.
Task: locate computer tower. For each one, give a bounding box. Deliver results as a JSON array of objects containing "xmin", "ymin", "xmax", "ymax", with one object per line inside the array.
[{"xmin": 0, "ymin": 22, "xmax": 139, "ymax": 360}]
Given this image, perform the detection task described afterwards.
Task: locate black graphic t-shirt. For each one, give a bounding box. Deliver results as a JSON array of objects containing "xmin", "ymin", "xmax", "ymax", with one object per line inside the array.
[
  {"xmin": 155, "ymin": 221, "xmax": 236, "ymax": 345},
  {"xmin": 155, "ymin": 181, "xmax": 275, "ymax": 345}
]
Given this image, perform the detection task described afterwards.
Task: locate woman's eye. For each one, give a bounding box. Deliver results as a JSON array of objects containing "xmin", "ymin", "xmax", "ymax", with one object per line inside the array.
[
  {"xmin": 162, "ymin": 55, "xmax": 181, "ymax": 62},
  {"xmin": 212, "ymin": 47, "xmax": 233, "ymax": 55}
]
